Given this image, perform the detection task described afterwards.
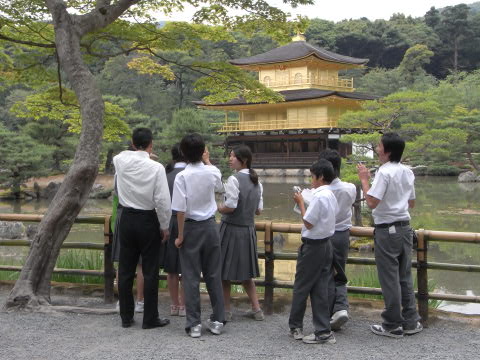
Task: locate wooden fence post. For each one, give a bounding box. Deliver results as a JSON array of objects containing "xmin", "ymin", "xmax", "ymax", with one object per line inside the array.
[
  {"xmin": 264, "ymin": 221, "xmax": 274, "ymax": 315},
  {"xmin": 104, "ymin": 216, "xmax": 115, "ymax": 304},
  {"xmin": 416, "ymin": 229, "xmax": 429, "ymax": 324}
]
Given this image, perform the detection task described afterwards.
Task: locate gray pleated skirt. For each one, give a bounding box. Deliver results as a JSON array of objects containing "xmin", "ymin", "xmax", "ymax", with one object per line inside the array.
[
  {"xmin": 163, "ymin": 214, "xmax": 181, "ymax": 274},
  {"xmin": 220, "ymin": 221, "xmax": 260, "ymax": 281}
]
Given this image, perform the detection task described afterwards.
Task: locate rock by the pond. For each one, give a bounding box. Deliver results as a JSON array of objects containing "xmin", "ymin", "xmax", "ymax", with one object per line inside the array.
[
  {"xmin": 91, "ymin": 184, "xmax": 104, "ymax": 192},
  {"xmin": 26, "ymin": 224, "xmax": 39, "ymax": 240},
  {"xmin": 89, "ymin": 187, "xmax": 113, "ymax": 199},
  {"xmin": 41, "ymin": 181, "xmax": 62, "ymax": 199},
  {"xmin": 0, "ymin": 221, "xmax": 26, "ymax": 240},
  {"xmin": 273, "ymin": 233, "xmax": 286, "ymax": 250},
  {"xmin": 358, "ymin": 243, "xmax": 373, "ymax": 252},
  {"xmin": 458, "ymin": 171, "xmax": 478, "ymax": 183},
  {"xmin": 411, "ymin": 165, "xmax": 428, "ymax": 176}
]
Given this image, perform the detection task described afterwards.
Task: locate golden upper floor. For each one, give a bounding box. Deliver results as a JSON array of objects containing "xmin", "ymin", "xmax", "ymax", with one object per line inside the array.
[{"xmin": 230, "ymin": 35, "xmax": 368, "ymax": 93}]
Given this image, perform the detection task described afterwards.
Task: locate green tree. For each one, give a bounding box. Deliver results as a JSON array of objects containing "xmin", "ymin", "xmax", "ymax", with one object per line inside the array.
[
  {"xmin": 159, "ymin": 108, "xmax": 229, "ymax": 174},
  {"xmin": 0, "ymin": 124, "xmax": 53, "ymax": 196}
]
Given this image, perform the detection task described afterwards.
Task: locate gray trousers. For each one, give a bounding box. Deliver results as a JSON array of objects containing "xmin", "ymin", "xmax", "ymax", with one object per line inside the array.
[
  {"xmin": 374, "ymin": 225, "xmax": 421, "ymax": 330},
  {"xmin": 289, "ymin": 238, "xmax": 333, "ymax": 335},
  {"xmin": 179, "ymin": 218, "xmax": 225, "ymax": 331},
  {"xmin": 328, "ymin": 230, "xmax": 350, "ymax": 314}
]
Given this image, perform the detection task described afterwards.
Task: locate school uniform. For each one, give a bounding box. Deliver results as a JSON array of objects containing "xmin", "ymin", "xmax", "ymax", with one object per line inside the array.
[
  {"xmin": 327, "ymin": 178, "xmax": 357, "ymax": 314},
  {"xmin": 113, "ymin": 150, "xmax": 171, "ymax": 327},
  {"xmin": 368, "ymin": 161, "xmax": 421, "ymax": 330},
  {"xmin": 171, "ymin": 162, "xmax": 225, "ymax": 331},
  {"xmin": 163, "ymin": 162, "xmax": 187, "ymax": 274},
  {"xmin": 288, "ymin": 186, "xmax": 338, "ymax": 335},
  {"xmin": 220, "ymin": 169, "xmax": 263, "ymax": 281}
]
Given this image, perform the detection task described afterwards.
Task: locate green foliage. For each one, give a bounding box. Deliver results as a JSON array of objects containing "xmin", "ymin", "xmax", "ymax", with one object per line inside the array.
[
  {"xmin": 0, "ymin": 123, "xmax": 53, "ymax": 195},
  {"xmin": 158, "ymin": 108, "xmax": 229, "ymax": 174},
  {"xmin": 52, "ymin": 250, "xmax": 104, "ymax": 284},
  {"xmin": 10, "ymin": 87, "xmax": 130, "ymax": 142}
]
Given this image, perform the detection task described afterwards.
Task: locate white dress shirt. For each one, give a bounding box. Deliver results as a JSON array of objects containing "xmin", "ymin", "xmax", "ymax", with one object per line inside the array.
[
  {"xmin": 368, "ymin": 161, "xmax": 415, "ymax": 225},
  {"xmin": 329, "ymin": 178, "xmax": 357, "ymax": 231},
  {"xmin": 113, "ymin": 150, "xmax": 171, "ymax": 230},
  {"xmin": 224, "ymin": 169, "xmax": 263, "ymax": 210},
  {"xmin": 302, "ymin": 185, "xmax": 338, "ymax": 239},
  {"xmin": 171, "ymin": 162, "xmax": 223, "ymax": 221}
]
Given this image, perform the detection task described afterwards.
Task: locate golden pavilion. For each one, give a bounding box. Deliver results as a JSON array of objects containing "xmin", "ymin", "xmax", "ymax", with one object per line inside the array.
[{"xmin": 195, "ymin": 35, "xmax": 378, "ymax": 168}]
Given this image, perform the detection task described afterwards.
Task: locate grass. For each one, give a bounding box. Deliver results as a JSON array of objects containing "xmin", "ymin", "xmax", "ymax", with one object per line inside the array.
[
  {"xmin": 51, "ymin": 249, "xmax": 104, "ymax": 284},
  {"xmin": 348, "ymin": 266, "xmax": 440, "ymax": 308}
]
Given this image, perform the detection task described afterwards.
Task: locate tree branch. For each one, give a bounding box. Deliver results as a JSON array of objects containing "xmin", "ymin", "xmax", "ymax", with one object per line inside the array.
[
  {"xmin": 0, "ymin": 32, "xmax": 55, "ymax": 48},
  {"xmin": 77, "ymin": 0, "xmax": 142, "ymax": 36}
]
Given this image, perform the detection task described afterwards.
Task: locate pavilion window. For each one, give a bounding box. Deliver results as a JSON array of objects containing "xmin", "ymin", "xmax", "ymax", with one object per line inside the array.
[{"xmin": 294, "ymin": 73, "xmax": 302, "ymax": 84}]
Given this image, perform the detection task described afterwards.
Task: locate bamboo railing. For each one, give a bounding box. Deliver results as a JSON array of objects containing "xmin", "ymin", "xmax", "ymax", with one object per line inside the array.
[{"xmin": 1, "ymin": 214, "xmax": 480, "ymax": 321}]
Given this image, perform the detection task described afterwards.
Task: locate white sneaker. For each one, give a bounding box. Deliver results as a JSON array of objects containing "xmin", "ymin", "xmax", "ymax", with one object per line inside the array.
[
  {"xmin": 330, "ymin": 310, "xmax": 349, "ymax": 331},
  {"xmin": 404, "ymin": 321, "xmax": 423, "ymax": 335},
  {"xmin": 302, "ymin": 332, "xmax": 336, "ymax": 344},
  {"xmin": 245, "ymin": 309, "xmax": 265, "ymax": 321},
  {"xmin": 178, "ymin": 306, "xmax": 186, "ymax": 317},
  {"xmin": 289, "ymin": 328, "xmax": 304, "ymax": 340},
  {"xmin": 135, "ymin": 300, "xmax": 144, "ymax": 313},
  {"xmin": 189, "ymin": 324, "xmax": 202, "ymax": 338},
  {"xmin": 370, "ymin": 324, "xmax": 404, "ymax": 338},
  {"xmin": 206, "ymin": 319, "xmax": 224, "ymax": 335}
]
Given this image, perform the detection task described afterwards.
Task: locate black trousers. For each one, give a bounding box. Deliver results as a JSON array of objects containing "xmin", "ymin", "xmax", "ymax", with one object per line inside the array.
[{"xmin": 118, "ymin": 207, "xmax": 161, "ymax": 326}]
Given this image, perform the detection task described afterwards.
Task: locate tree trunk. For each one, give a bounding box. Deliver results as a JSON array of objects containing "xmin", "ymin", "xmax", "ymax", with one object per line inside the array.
[
  {"xmin": 104, "ymin": 148, "xmax": 114, "ymax": 174},
  {"xmin": 453, "ymin": 37, "xmax": 458, "ymax": 73},
  {"xmin": 466, "ymin": 151, "xmax": 480, "ymax": 172},
  {"xmin": 353, "ymin": 184, "xmax": 363, "ymax": 227},
  {"xmin": 5, "ymin": 2, "xmax": 104, "ymax": 310}
]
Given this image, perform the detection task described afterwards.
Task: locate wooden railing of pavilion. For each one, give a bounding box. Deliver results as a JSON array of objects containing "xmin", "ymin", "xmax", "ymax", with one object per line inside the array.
[{"xmin": 1, "ymin": 214, "xmax": 480, "ymax": 322}]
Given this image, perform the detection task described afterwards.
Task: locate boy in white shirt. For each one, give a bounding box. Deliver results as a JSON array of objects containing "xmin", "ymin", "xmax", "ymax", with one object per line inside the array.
[
  {"xmin": 289, "ymin": 159, "xmax": 338, "ymax": 345},
  {"xmin": 357, "ymin": 132, "xmax": 422, "ymax": 338},
  {"xmin": 172, "ymin": 133, "xmax": 225, "ymax": 338},
  {"xmin": 319, "ymin": 150, "xmax": 356, "ymax": 331}
]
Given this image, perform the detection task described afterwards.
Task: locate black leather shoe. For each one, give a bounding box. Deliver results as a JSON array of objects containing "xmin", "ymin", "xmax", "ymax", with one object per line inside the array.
[
  {"xmin": 142, "ymin": 318, "xmax": 170, "ymax": 329},
  {"xmin": 122, "ymin": 319, "xmax": 135, "ymax": 328}
]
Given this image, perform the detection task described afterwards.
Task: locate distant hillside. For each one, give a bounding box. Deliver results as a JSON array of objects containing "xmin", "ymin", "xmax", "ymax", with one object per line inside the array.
[
  {"xmin": 438, "ymin": 1, "xmax": 480, "ymax": 13},
  {"xmin": 468, "ymin": 1, "xmax": 480, "ymax": 13}
]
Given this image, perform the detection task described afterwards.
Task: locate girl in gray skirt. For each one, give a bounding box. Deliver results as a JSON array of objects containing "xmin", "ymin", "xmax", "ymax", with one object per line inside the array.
[{"xmin": 217, "ymin": 145, "xmax": 264, "ymax": 321}]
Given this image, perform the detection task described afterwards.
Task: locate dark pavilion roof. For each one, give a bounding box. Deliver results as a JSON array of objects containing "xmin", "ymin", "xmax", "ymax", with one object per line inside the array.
[
  {"xmin": 194, "ymin": 89, "xmax": 379, "ymax": 107},
  {"xmin": 230, "ymin": 41, "xmax": 369, "ymax": 66}
]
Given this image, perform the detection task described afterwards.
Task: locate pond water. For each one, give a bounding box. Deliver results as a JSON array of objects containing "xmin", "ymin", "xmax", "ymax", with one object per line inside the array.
[{"xmin": 1, "ymin": 176, "xmax": 479, "ymax": 314}]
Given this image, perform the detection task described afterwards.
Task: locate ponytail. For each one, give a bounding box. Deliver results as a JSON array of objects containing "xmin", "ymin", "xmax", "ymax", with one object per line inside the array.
[{"xmin": 249, "ymin": 166, "xmax": 259, "ymax": 186}]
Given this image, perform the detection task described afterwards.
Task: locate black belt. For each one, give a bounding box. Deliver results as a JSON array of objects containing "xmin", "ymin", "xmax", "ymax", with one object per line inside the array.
[
  {"xmin": 375, "ymin": 221, "xmax": 410, "ymax": 228},
  {"xmin": 301, "ymin": 237, "xmax": 329, "ymax": 245},
  {"xmin": 118, "ymin": 204, "xmax": 155, "ymax": 214},
  {"xmin": 185, "ymin": 216, "xmax": 215, "ymax": 223}
]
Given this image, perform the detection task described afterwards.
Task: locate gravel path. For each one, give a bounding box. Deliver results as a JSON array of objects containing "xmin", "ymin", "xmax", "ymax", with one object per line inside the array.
[{"xmin": 1, "ymin": 289, "xmax": 479, "ymax": 360}]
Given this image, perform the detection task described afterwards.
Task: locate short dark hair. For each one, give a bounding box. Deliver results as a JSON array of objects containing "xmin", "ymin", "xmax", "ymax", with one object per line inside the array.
[
  {"xmin": 381, "ymin": 132, "xmax": 405, "ymax": 163},
  {"xmin": 318, "ymin": 149, "xmax": 341, "ymax": 177},
  {"xmin": 166, "ymin": 143, "xmax": 185, "ymax": 173},
  {"xmin": 310, "ymin": 159, "xmax": 335, "ymax": 184},
  {"xmin": 180, "ymin": 133, "xmax": 205, "ymax": 163},
  {"xmin": 132, "ymin": 128, "xmax": 152, "ymax": 150}
]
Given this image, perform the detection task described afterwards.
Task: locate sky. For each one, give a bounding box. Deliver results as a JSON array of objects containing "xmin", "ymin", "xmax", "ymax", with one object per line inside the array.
[{"xmin": 158, "ymin": 0, "xmax": 469, "ymax": 23}]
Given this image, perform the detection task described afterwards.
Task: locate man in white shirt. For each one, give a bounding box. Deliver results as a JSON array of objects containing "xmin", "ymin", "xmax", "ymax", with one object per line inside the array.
[
  {"xmin": 319, "ymin": 150, "xmax": 356, "ymax": 331},
  {"xmin": 113, "ymin": 128, "xmax": 171, "ymax": 329},
  {"xmin": 172, "ymin": 134, "xmax": 225, "ymax": 338},
  {"xmin": 357, "ymin": 132, "xmax": 422, "ymax": 338},
  {"xmin": 289, "ymin": 159, "xmax": 338, "ymax": 345}
]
